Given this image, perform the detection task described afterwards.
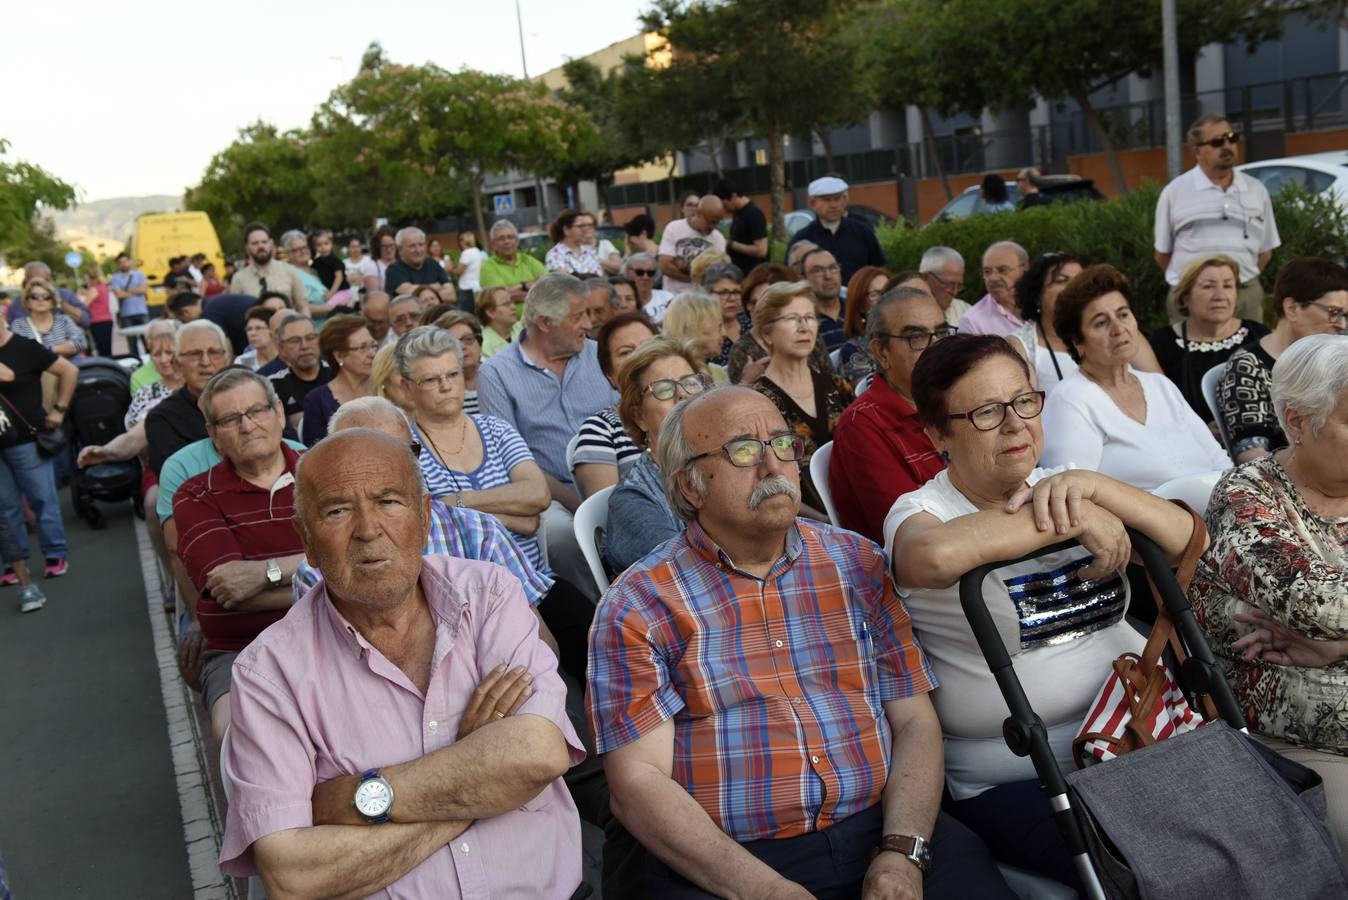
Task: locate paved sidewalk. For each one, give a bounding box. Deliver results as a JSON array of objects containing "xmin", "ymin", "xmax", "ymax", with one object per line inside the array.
[{"xmin": 0, "ymin": 496, "xmax": 193, "ymax": 899}]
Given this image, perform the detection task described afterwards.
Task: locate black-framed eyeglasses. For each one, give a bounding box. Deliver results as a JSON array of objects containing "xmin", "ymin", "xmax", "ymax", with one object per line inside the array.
[
  {"xmin": 688, "ymin": 434, "xmax": 806, "ymax": 468},
  {"xmin": 280, "ymin": 333, "xmax": 319, "ymax": 347},
  {"xmin": 926, "ymin": 271, "xmax": 963, "ymax": 295},
  {"xmin": 805, "ymin": 263, "xmax": 841, "ymax": 278},
  {"xmin": 948, "ymin": 390, "xmax": 1046, "ymax": 432},
  {"xmin": 642, "ymin": 373, "xmax": 709, "ymax": 401},
  {"xmin": 212, "ymin": 402, "xmax": 274, "ymax": 430},
  {"xmin": 713, "ymin": 288, "xmax": 742, "ymax": 301},
  {"xmin": 878, "ymin": 325, "xmax": 957, "ymax": 351},
  {"xmin": 1195, "ymin": 131, "xmax": 1240, "ymax": 149}
]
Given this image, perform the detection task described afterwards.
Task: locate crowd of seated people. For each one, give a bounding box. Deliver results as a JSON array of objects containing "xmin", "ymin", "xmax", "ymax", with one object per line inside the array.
[{"xmin": 102, "ymin": 206, "xmax": 1348, "ymax": 899}]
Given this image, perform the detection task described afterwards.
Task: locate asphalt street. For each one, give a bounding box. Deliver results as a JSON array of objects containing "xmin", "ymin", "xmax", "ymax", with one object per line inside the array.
[{"xmin": 0, "ymin": 492, "xmax": 193, "ymax": 899}]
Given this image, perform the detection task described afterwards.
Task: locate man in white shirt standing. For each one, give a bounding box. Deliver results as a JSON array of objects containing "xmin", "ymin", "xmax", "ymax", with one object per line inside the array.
[
  {"xmin": 1154, "ymin": 112, "xmax": 1280, "ymax": 323},
  {"xmin": 658, "ymin": 196, "xmax": 726, "ymax": 296}
]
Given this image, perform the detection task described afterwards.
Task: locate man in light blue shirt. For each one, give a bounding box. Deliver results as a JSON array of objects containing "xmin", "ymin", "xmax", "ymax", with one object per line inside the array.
[
  {"xmin": 110, "ymin": 252, "xmax": 150, "ymax": 354},
  {"xmin": 478, "ymin": 273, "xmax": 618, "ymax": 599}
]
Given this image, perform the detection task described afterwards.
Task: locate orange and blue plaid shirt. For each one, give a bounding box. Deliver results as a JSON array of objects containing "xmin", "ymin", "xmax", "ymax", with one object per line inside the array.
[{"xmin": 586, "ymin": 517, "xmax": 936, "ymax": 841}]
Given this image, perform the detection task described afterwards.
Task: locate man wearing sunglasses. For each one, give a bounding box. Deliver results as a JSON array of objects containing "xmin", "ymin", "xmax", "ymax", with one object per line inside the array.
[
  {"xmin": 588, "ymin": 385, "xmax": 1011, "ymax": 900},
  {"xmin": 1155, "ymin": 112, "xmax": 1280, "ymax": 323}
]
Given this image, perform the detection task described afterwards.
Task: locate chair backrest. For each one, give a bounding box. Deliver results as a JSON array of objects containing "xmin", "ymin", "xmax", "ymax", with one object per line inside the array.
[
  {"xmin": 1201, "ymin": 363, "xmax": 1230, "ymax": 449},
  {"xmin": 854, "ymin": 372, "xmax": 875, "ymax": 396},
  {"xmin": 1154, "ymin": 470, "xmax": 1222, "ymax": 517},
  {"xmin": 573, "ymin": 485, "xmax": 616, "ymax": 595},
  {"xmin": 808, "ymin": 440, "xmax": 841, "ymax": 526}
]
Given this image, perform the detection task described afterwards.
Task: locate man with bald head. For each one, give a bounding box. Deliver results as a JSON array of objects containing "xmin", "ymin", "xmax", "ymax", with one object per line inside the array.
[
  {"xmin": 658, "ymin": 195, "xmax": 727, "ymax": 295},
  {"xmin": 361, "ymin": 290, "xmax": 393, "ymax": 347},
  {"xmin": 957, "ymin": 240, "xmax": 1029, "ymax": 337},
  {"xmin": 588, "ymin": 385, "xmax": 1011, "ymax": 899},
  {"xmin": 219, "ymin": 427, "xmax": 585, "ymax": 898}
]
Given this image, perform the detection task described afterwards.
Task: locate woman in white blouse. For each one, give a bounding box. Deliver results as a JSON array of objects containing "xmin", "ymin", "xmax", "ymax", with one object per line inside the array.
[{"xmin": 1041, "ymin": 264, "xmax": 1230, "ymax": 490}]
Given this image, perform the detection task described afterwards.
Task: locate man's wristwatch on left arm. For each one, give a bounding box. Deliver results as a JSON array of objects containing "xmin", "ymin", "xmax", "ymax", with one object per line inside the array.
[
  {"xmin": 53, "ymin": 402, "xmax": 68, "ymax": 414},
  {"xmin": 265, "ymin": 558, "xmax": 283, "ymax": 587},
  {"xmin": 874, "ymin": 833, "xmax": 931, "ymax": 873},
  {"xmin": 353, "ymin": 769, "xmax": 395, "ymax": 824}
]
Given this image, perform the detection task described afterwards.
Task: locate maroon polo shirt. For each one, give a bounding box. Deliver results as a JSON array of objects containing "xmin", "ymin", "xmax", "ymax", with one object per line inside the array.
[
  {"xmin": 173, "ymin": 445, "xmax": 303, "ymax": 653},
  {"xmin": 829, "ymin": 375, "xmax": 946, "ymax": 545}
]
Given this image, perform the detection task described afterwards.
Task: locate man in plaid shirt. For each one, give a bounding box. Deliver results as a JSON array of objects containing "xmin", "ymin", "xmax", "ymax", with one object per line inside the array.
[{"xmin": 587, "ymin": 386, "xmax": 1012, "ymax": 899}]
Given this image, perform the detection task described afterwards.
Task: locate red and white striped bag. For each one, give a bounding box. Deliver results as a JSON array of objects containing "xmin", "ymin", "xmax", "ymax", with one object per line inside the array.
[{"xmin": 1072, "ymin": 501, "xmax": 1216, "ymax": 768}]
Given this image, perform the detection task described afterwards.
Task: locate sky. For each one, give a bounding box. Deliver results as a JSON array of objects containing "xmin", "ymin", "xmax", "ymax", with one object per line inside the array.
[{"xmin": 8, "ymin": 0, "xmax": 650, "ymax": 203}]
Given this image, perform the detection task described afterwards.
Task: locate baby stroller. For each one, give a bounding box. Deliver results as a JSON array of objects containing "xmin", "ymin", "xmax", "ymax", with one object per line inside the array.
[
  {"xmin": 67, "ymin": 356, "xmax": 141, "ymax": 529},
  {"xmin": 958, "ymin": 528, "xmax": 1348, "ymax": 900}
]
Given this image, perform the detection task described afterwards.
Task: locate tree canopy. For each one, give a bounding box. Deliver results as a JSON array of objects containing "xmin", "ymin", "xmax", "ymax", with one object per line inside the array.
[{"xmin": 0, "ymin": 138, "xmax": 78, "ymax": 265}]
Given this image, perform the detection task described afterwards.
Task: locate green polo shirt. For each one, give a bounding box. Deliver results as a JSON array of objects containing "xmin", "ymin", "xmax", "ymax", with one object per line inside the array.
[{"xmin": 479, "ymin": 253, "xmax": 546, "ymax": 289}]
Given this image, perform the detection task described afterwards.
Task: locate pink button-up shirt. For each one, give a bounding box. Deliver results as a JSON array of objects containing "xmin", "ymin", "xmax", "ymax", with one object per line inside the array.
[
  {"xmin": 219, "ymin": 554, "xmax": 585, "ymax": 898},
  {"xmin": 957, "ymin": 293, "xmax": 1024, "ymax": 337}
]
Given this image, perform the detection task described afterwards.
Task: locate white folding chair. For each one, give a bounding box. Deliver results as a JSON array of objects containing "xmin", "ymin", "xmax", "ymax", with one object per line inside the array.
[
  {"xmin": 1202, "ymin": 363, "xmax": 1231, "ymax": 449},
  {"xmin": 573, "ymin": 485, "xmax": 615, "ymax": 595},
  {"xmin": 808, "ymin": 441, "xmax": 841, "ymax": 526},
  {"xmin": 1154, "ymin": 470, "xmax": 1223, "ymax": 518}
]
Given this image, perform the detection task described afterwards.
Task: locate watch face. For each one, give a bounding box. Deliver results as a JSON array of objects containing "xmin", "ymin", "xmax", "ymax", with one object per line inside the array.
[{"xmin": 354, "ymin": 779, "xmax": 392, "ymax": 817}]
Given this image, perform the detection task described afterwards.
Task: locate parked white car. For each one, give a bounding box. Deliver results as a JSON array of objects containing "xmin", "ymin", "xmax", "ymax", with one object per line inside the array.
[{"xmin": 1237, "ymin": 152, "xmax": 1348, "ymax": 210}]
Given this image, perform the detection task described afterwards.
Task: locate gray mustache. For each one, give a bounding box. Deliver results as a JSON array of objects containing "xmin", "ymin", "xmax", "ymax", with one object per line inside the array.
[{"xmin": 747, "ymin": 475, "xmax": 800, "ymax": 510}]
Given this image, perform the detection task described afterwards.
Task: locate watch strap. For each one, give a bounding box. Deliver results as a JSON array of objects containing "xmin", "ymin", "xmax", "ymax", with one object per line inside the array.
[{"xmin": 876, "ymin": 833, "xmax": 930, "ymax": 872}]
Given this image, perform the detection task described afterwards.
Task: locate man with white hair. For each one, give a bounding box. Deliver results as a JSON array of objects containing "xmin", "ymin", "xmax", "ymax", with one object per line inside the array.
[
  {"xmin": 919, "ymin": 246, "xmax": 971, "ymax": 327},
  {"xmin": 478, "ymin": 273, "xmax": 618, "ymax": 598},
  {"xmin": 587, "ymin": 385, "xmax": 1012, "ymax": 899},
  {"xmin": 388, "ymin": 294, "xmax": 425, "ymax": 340},
  {"xmin": 785, "ymin": 175, "xmax": 886, "ymax": 284},
  {"xmin": 386, "ymin": 226, "xmax": 454, "ymax": 303},
  {"xmin": 479, "ymin": 220, "xmax": 547, "ymax": 303},
  {"xmin": 957, "ymin": 240, "xmax": 1029, "ymax": 337}
]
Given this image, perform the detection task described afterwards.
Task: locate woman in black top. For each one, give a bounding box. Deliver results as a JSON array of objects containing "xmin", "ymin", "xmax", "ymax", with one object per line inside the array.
[
  {"xmin": 0, "ymin": 311, "xmax": 78, "ymax": 586},
  {"xmin": 1149, "ymin": 254, "xmax": 1267, "ymax": 426}
]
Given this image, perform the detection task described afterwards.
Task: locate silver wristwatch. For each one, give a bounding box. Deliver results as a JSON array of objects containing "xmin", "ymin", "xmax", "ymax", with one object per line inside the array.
[
  {"xmin": 265, "ymin": 558, "xmax": 282, "ymax": 587},
  {"xmin": 877, "ymin": 833, "xmax": 931, "ymax": 873}
]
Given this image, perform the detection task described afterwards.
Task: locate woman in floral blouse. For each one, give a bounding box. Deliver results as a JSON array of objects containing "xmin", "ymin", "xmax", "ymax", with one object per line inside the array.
[
  {"xmin": 1192, "ymin": 333, "xmax": 1348, "ymax": 849},
  {"xmin": 544, "ymin": 208, "xmax": 603, "ymax": 276}
]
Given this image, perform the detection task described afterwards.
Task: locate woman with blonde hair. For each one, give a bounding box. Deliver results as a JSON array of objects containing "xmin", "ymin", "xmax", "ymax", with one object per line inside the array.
[
  {"xmin": 370, "ymin": 342, "xmax": 410, "ymax": 411},
  {"xmin": 475, "ymin": 285, "xmax": 521, "ymax": 359},
  {"xmin": 604, "ymin": 336, "xmax": 711, "ymax": 571},
  {"xmin": 14, "ymin": 279, "xmax": 84, "ymax": 357},
  {"xmin": 751, "ymin": 280, "xmax": 854, "ymax": 518},
  {"xmin": 662, "ymin": 292, "xmax": 729, "ymax": 383}
]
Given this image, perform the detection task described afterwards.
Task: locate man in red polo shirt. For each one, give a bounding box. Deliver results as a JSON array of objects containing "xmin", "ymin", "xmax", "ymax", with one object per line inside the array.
[
  {"xmin": 830, "ymin": 287, "xmax": 952, "ymax": 542},
  {"xmin": 174, "ymin": 368, "xmax": 306, "ymax": 745}
]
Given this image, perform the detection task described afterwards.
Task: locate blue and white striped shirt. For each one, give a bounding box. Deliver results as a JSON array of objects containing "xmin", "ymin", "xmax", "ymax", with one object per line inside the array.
[
  {"xmin": 476, "ymin": 336, "xmax": 618, "ymax": 484},
  {"xmin": 412, "ymin": 415, "xmax": 545, "ymax": 568}
]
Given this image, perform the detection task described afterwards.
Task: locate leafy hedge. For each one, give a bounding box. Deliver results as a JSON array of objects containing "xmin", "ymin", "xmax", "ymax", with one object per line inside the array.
[{"xmin": 876, "ymin": 183, "xmax": 1348, "ymax": 332}]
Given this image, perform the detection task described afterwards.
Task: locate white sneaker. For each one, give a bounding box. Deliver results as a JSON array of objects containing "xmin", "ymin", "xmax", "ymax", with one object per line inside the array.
[{"xmin": 18, "ymin": 585, "xmax": 45, "ymax": 613}]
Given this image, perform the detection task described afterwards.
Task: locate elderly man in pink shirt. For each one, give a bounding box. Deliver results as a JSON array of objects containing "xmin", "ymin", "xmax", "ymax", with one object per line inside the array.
[
  {"xmin": 218, "ymin": 428, "xmax": 585, "ymax": 898},
  {"xmin": 956, "ymin": 240, "xmax": 1029, "ymax": 337}
]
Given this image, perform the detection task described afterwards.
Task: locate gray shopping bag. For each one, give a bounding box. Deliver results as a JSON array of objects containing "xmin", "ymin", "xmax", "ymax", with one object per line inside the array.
[{"xmin": 1064, "ymin": 722, "xmax": 1348, "ymax": 900}]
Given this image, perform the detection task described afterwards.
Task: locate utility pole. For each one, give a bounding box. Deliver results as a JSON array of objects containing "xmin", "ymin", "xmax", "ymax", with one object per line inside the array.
[
  {"xmin": 1162, "ymin": 0, "xmax": 1183, "ymax": 179},
  {"xmin": 515, "ymin": 0, "xmax": 549, "ymax": 228}
]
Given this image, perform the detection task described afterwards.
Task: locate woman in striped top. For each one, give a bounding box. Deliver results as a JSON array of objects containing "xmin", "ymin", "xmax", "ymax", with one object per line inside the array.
[{"xmin": 397, "ymin": 326, "xmax": 551, "ymax": 567}]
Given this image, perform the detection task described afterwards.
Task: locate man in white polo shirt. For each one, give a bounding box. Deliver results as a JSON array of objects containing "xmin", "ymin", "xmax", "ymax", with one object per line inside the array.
[{"xmin": 1154, "ymin": 112, "xmax": 1280, "ymax": 322}]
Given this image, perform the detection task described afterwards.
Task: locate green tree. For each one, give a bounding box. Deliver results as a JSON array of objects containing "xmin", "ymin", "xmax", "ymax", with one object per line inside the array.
[
  {"xmin": 0, "ymin": 138, "xmax": 77, "ymax": 262},
  {"xmin": 325, "ymin": 63, "xmax": 597, "ymax": 238},
  {"xmin": 3, "ymin": 216, "xmax": 82, "ymax": 283},
  {"xmin": 640, "ymin": 0, "xmax": 867, "ymax": 236},
  {"xmin": 184, "ymin": 122, "xmax": 317, "ymax": 256}
]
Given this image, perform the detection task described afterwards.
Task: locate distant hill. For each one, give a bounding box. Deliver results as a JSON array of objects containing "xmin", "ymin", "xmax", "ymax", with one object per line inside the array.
[{"xmin": 50, "ymin": 195, "xmax": 184, "ymax": 245}]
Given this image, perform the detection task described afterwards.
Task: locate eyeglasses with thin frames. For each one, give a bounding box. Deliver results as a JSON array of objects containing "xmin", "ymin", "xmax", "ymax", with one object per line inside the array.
[
  {"xmin": 948, "ymin": 390, "xmax": 1046, "ymax": 431},
  {"xmin": 212, "ymin": 402, "xmax": 274, "ymax": 430},
  {"xmin": 877, "ymin": 326, "xmax": 958, "ymax": 352},
  {"xmin": 280, "ymin": 333, "xmax": 319, "ymax": 347},
  {"xmin": 1309, "ymin": 300, "xmax": 1348, "ymax": 324},
  {"xmin": 179, "ymin": 347, "xmax": 228, "ymax": 363},
  {"xmin": 642, "ymin": 373, "xmax": 709, "ymax": 401},
  {"xmin": 805, "ymin": 264, "xmax": 841, "ymax": 278},
  {"xmin": 688, "ymin": 434, "xmax": 807, "ymax": 468},
  {"xmin": 771, "ymin": 313, "xmax": 818, "ymax": 330},
  {"xmin": 413, "ymin": 371, "xmax": 462, "ymax": 391}
]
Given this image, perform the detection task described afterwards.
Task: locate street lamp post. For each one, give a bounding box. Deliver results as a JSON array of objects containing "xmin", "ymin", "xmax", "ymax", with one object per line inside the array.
[
  {"xmin": 1162, "ymin": 0, "xmax": 1183, "ymax": 179},
  {"xmin": 515, "ymin": 0, "xmax": 549, "ymax": 228}
]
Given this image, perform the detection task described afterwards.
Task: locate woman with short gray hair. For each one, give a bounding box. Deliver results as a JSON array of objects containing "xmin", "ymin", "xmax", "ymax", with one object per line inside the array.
[
  {"xmin": 396, "ymin": 325, "xmax": 552, "ymax": 571},
  {"xmin": 1192, "ymin": 332, "xmax": 1348, "ymax": 851}
]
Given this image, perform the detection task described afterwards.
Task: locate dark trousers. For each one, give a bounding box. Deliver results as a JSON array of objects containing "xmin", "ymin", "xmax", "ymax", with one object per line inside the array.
[
  {"xmin": 537, "ymin": 577, "xmax": 596, "ymax": 684},
  {"xmin": 945, "ymin": 778, "xmax": 1086, "ymax": 892},
  {"xmin": 90, "ymin": 321, "xmax": 114, "ymax": 358},
  {"xmin": 645, "ymin": 805, "xmax": 1015, "ymax": 899}
]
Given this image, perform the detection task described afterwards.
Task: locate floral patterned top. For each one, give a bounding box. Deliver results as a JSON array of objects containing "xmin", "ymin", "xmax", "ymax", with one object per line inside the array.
[
  {"xmin": 544, "ymin": 242, "xmax": 602, "ymax": 277},
  {"xmin": 751, "ymin": 369, "xmax": 854, "ymax": 515},
  {"xmin": 125, "ymin": 380, "xmax": 173, "ymax": 431},
  {"xmin": 1191, "ymin": 456, "xmax": 1348, "ymax": 754}
]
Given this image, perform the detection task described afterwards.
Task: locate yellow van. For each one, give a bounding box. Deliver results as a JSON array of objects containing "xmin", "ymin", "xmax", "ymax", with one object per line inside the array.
[{"xmin": 128, "ymin": 211, "xmax": 226, "ymax": 303}]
